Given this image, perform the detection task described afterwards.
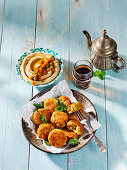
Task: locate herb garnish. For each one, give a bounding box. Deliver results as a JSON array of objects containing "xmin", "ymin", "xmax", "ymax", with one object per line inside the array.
[
  {"xmin": 68, "ymin": 139, "xmax": 79, "ymax": 145},
  {"xmin": 58, "ymin": 59, "xmax": 62, "ymax": 65},
  {"xmin": 55, "ymin": 98, "xmax": 67, "ymax": 112},
  {"xmin": 51, "ymin": 55, "xmax": 55, "ymax": 60},
  {"xmin": 41, "ymin": 114, "xmax": 47, "ymax": 123},
  {"xmin": 33, "ymin": 103, "xmax": 44, "ymax": 109},
  {"xmin": 45, "ymin": 141, "xmax": 51, "ymax": 146},
  {"xmin": 46, "ymin": 64, "xmax": 50, "ymax": 68},
  {"xmin": 93, "ymin": 70, "xmax": 106, "ymax": 80}
]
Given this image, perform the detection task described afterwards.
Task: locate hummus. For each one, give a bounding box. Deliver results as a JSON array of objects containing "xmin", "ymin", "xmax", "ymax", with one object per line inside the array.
[{"xmin": 20, "ymin": 52, "xmax": 60, "ymax": 86}]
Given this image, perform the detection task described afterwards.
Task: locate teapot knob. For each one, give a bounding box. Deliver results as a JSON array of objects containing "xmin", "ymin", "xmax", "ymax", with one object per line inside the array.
[{"xmin": 103, "ymin": 29, "xmax": 107, "ymax": 38}]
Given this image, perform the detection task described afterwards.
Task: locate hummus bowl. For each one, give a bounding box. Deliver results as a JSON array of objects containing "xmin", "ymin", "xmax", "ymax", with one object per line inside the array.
[{"xmin": 16, "ymin": 48, "xmax": 63, "ymax": 87}]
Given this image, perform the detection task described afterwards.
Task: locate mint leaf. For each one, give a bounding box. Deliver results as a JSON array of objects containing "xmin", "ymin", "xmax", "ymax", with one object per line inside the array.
[
  {"xmin": 55, "ymin": 108, "xmax": 60, "ymax": 111},
  {"xmin": 95, "ymin": 70, "xmax": 100, "ymax": 76},
  {"xmin": 56, "ymin": 98, "xmax": 61, "ymax": 104},
  {"xmin": 98, "ymin": 74, "xmax": 104, "ymax": 80},
  {"xmin": 55, "ymin": 98, "xmax": 67, "ymax": 112},
  {"xmin": 45, "ymin": 141, "xmax": 51, "ymax": 146},
  {"xmin": 68, "ymin": 139, "xmax": 79, "ymax": 145},
  {"xmin": 33, "ymin": 103, "xmax": 44, "ymax": 109},
  {"xmin": 93, "ymin": 72, "xmax": 97, "ymax": 77},
  {"xmin": 64, "ymin": 106, "xmax": 67, "ymax": 111},
  {"xmin": 93, "ymin": 70, "xmax": 106, "ymax": 80},
  {"xmin": 41, "ymin": 114, "xmax": 47, "ymax": 123},
  {"xmin": 101, "ymin": 70, "xmax": 106, "ymax": 76}
]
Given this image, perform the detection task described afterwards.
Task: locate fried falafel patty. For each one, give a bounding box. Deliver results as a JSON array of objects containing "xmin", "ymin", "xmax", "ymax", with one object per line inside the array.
[
  {"xmin": 44, "ymin": 98, "xmax": 57, "ymax": 113},
  {"xmin": 67, "ymin": 120, "xmax": 84, "ymax": 135},
  {"xmin": 38, "ymin": 108, "xmax": 51, "ymax": 122},
  {"xmin": 59, "ymin": 96, "xmax": 71, "ymax": 107},
  {"xmin": 67, "ymin": 102, "xmax": 83, "ymax": 114},
  {"xmin": 68, "ymin": 109, "xmax": 85, "ymax": 121},
  {"xmin": 37, "ymin": 123, "xmax": 55, "ymax": 140},
  {"xmin": 31, "ymin": 108, "xmax": 51, "ymax": 126},
  {"xmin": 48, "ymin": 129, "xmax": 67, "ymax": 147},
  {"xmin": 63, "ymin": 128, "xmax": 78, "ymax": 140},
  {"xmin": 31, "ymin": 110, "xmax": 43, "ymax": 126},
  {"xmin": 51, "ymin": 111, "xmax": 68, "ymax": 128},
  {"xmin": 68, "ymin": 113, "xmax": 78, "ymax": 121}
]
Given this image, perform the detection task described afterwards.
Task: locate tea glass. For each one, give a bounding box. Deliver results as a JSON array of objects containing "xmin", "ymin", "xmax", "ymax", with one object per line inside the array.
[{"xmin": 72, "ymin": 60, "xmax": 93, "ymax": 89}]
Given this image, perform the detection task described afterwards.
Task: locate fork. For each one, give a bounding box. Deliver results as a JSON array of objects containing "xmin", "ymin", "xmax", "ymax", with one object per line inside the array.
[{"xmin": 75, "ymin": 110, "xmax": 107, "ymax": 152}]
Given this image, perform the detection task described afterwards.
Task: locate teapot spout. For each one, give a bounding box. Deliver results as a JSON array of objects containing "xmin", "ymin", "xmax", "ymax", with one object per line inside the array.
[{"xmin": 83, "ymin": 30, "xmax": 92, "ymax": 51}]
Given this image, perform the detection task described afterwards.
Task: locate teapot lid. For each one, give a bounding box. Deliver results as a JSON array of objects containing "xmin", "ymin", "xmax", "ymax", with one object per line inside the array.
[{"xmin": 92, "ymin": 30, "xmax": 117, "ymax": 56}]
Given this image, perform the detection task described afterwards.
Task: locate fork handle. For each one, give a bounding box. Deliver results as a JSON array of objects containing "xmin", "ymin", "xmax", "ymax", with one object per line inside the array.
[
  {"xmin": 83, "ymin": 124, "xmax": 107, "ymax": 152},
  {"xmin": 93, "ymin": 134, "xmax": 107, "ymax": 152}
]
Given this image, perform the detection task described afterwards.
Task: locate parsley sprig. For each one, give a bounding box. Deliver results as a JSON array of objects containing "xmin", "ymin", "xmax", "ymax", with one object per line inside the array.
[
  {"xmin": 68, "ymin": 139, "xmax": 79, "ymax": 146},
  {"xmin": 33, "ymin": 103, "xmax": 44, "ymax": 109},
  {"xmin": 41, "ymin": 114, "xmax": 47, "ymax": 123},
  {"xmin": 93, "ymin": 70, "xmax": 106, "ymax": 80},
  {"xmin": 55, "ymin": 98, "xmax": 67, "ymax": 112},
  {"xmin": 45, "ymin": 141, "xmax": 51, "ymax": 146}
]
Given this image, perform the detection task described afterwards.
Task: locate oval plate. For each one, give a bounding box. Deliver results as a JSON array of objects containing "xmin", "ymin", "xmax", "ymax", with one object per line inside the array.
[
  {"xmin": 16, "ymin": 48, "xmax": 63, "ymax": 87},
  {"xmin": 22, "ymin": 89, "xmax": 98, "ymax": 154}
]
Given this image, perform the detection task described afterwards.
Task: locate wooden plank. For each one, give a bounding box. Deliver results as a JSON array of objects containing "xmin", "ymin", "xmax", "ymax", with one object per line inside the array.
[
  {"xmin": 29, "ymin": 0, "xmax": 69, "ymax": 170},
  {"xmin": 102, "ymin": 1, "xmax": 127, "ymax": 170},
  {"xmin": 68, "ymin": 0, "xmax": 107, "ymax": 170},
  {"xmin": 0, "ymin": 0, "xmax": 6, "ymax": 167},
  {"xmin": 0, "ymin": 0, "xmax": 36, "ymax": 170},
  {"xmin": 0, "ymin": 0, "xmax": 5, "ymax": 51}
]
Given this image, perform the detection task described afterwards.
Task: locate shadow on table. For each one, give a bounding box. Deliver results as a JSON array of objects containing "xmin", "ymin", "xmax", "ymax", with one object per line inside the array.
[
  {"xmin": 106, "ymin": 114, "xmax": 127, "ymax": 169},
  {"xmin": 87, "ymin": 78, "xmax": 127, "ymax": 109}
]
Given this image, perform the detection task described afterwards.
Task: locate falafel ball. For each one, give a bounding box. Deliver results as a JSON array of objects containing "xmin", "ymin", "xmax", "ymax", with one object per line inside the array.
[
  {"xmin": 67, "ymin": 120, "xmax": 84, "ymax": 135},
  {"xmin": 31, "ymin": 110, "xmax": 43, "ymax": 126},
  {"xmin": 44, "ymin": 98, "xmax": 57, "ymax": 113},
  {"xmin": 59, "ymin": 96, "xmax": 71, "ymax": 107},
  {"xmin": 31, "ymin": 108, "xmax": 51, "ymax": 126},
  {"xmin": 51, "ymin": 111, "xmax": 68, "ymax": 128},
  {"xmin": 63, "ymin": 128, "xmax": 78, "ymax": 140},
  {"xmin": 38, "ymin": 108, "xmax": 51, "ymax": 122},
  {"xmin": 68, "ymin": 109, "xmax": 85, "ymax": 121},
  {"xmin": 37, "ymin": 123, "xmax": 55, "ymax": 140},
  {"xmin": 67, "ymin": 102, "xmax": 83, "ymax": 114},
  {"xmin": 48, "ymin": 129, "xmax": 67, "ymax": 147},
  {"xmin": 68, "ymin": 113, "xmax": 78, "ymax": 121}
]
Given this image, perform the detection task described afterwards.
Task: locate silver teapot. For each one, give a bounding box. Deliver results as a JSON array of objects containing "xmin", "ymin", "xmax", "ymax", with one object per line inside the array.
[{"xmin": 83, "ymin": 29, "xmax": 126, "ymax": 72}]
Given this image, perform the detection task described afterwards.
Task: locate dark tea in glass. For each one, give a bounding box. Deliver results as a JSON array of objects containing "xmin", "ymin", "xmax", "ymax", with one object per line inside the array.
[{"xmin": 73, "ymin": 60, "xmax": 93, "ymax": 89}]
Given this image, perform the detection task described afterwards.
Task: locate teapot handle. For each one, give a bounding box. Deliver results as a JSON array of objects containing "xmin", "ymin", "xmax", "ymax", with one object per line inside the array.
[{"xmin": 113, "ymin": 56, "xmax": 126, "ymax": 73}]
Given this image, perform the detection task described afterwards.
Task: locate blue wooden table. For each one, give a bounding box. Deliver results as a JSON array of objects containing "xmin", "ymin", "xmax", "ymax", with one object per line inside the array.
[{"xmin": 0, "ymin": 0, "xmax": 127, "ymax": 170}]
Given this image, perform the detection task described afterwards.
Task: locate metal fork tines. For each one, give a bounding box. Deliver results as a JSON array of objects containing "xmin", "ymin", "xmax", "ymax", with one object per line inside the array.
[{"xmin": 75, "ymin": 110, "xmax": 107, "ymax": 152}]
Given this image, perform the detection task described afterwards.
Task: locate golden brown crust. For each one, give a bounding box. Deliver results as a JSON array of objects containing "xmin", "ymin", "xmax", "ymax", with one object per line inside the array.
[
  {"xmin": 63, "ymin": 128, "xmax": 78, "ymax": 140},
  {"xmin": 67, "ymin": 120, "xmax": 84, "ymax": 135},
  {"xmin": 68, "ymin": 109, "xmax": 85, "ymax": 121},
  {"xmin": 30, "ymin": 110, "xmax": 43, "ymax": 126},
  {"xmin": 48, "ymin": 129, "xmax": 67, "ymax": 147},
  {"xmin": 67, "ymin": 102, "xmax": 83, "ymax": 114},
  {"xmin": 44, "ymin": 98, "xmax": 57, "ymax": 113},
  {"xmin": 38, "ymin": 108, "xmax": 51, "ymax": 122},
  {"xmin": 59, "ymin": 96, "xmax": 71, "ymax": 107},
  {"xmin": 68, "ymin": 113, "xmax": 78, "ymax": 121},
  {"xmin": 51, "ymin": 111, "xmax": 68, "ymax": 128},
  {"xmin": 37, "ymin": 123, "xmax": 55, "ymax": 140}
]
